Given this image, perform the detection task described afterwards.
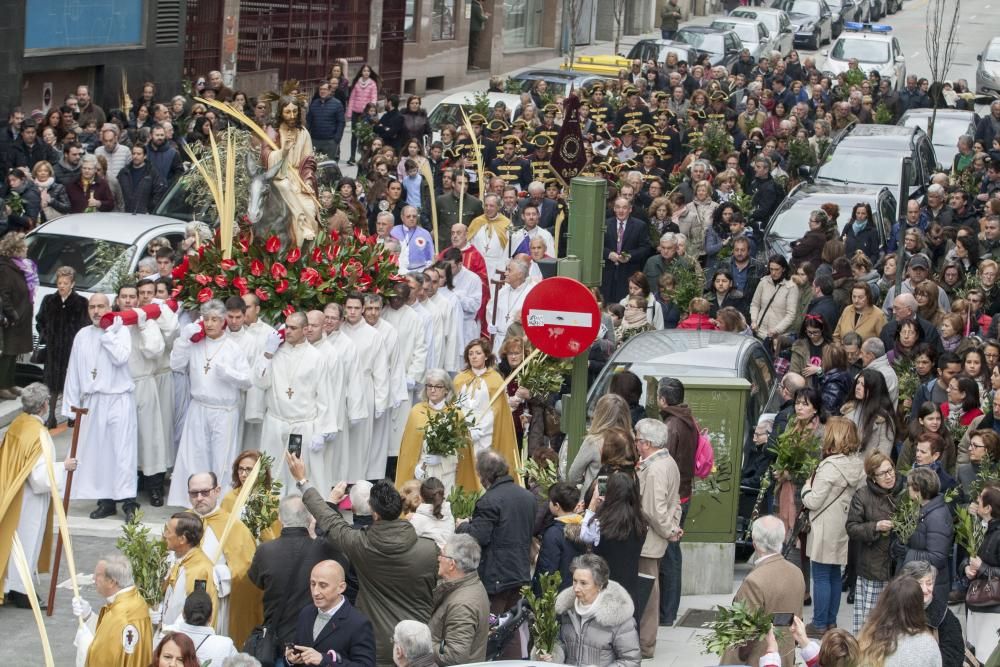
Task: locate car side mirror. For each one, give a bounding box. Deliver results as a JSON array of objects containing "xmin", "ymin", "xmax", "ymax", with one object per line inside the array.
[
  {"xmin": 821, "ymin": 49, "xmax": 829, "ymax": 56},
  {"xmin": 978, "ymin": 54, "xmax": 983, "ymax": 61},
  {"xmin": 895, "ymin": 55, "xmax": 904, "ymax": 63},
  {"xmin": 798, "ymin": 165, "xmax": 813, "ymax": 178}
]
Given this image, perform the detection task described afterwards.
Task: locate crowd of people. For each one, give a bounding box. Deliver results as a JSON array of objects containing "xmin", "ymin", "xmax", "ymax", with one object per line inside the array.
[{"xmin": 1, "ymin": 23, "xmax": 1000, "ymax": 667}]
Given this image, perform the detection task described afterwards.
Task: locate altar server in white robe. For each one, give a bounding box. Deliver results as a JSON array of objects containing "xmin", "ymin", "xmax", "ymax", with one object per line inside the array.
[
  {"xmin": 302, "ymin": 309, "xmax": 348, "ymax": 488},
  {"xmin": 424, "ymin": 266, "xmax": 464, "ymax": 374},
  {"xmin": 490, "ymin": 257, "xmax": 536, "ymax": 357},
  {"xmin": 322, "ymin": 303, "xmax": 367, "ymax": 479},
  {"xmin": 441, "ymin": 247, "xmax": 483, "ymax": 352},
  {"xmin": 342, "ymin": 293, "xmax": 390, "ymax": 481},
  {"xmin": 405, "ymin": 273, "xmax": 437, "ymax": 373},
  {"xmin": 143, "ymin": 278, "xmax": 178, "ymax": 500},
  {"xmin": 364, "ymin": 295, "xmax": 407, "ymax": 478},
  {"xmin": 63, "ymin": 293, "xmax": 139, "ymax": 520},
  {"xmin": 167, "ymin": 300, "xmax": 252, "ymax": 507},
  {"xmin": 119, "ymin": 281, "xmax": 169, "ymax": 507},
  {"xmin": 1, "ymin": 383, "xmax": 76, "ymax": 604},
  {"xmin": 255, "ymin": 311, "xmax": 340, "ymax": 491},
  {"xmin": 384, "ymin": 282, "xmax": 428, "ymax": 407},
  {"xmin": 238, "ymin": 293, "xmax": 274, "ymax": 450}
]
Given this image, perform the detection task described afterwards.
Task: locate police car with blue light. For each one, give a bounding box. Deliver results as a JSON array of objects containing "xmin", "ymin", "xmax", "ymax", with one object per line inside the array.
[{"xmin": 821, "ymin": 22, "xmax": 906, "ymax": 90}]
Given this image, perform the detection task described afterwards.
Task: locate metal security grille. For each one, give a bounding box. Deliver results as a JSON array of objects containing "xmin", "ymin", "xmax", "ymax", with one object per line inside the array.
[{"xmin": 156, "ymin": 0, "xmax": 184, "ymax": 45}]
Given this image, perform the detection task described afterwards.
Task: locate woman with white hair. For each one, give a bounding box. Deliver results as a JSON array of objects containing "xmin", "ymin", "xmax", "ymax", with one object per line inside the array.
[
  {"xmin": 392, "ymin": 620, "xmax": 436, "ymax": 667},
  {"xmin": 395, "ymin": 369, "xmax": 473, "ymax": 493}
]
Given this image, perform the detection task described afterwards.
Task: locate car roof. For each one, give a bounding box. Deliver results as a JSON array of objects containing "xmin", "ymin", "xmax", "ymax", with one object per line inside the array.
[
  {"xmin": 634, "ymin": 38, "xmax": 694, "ymax": 49},
  {"xmin": 435, "ymin": 92, "xmax": 523, "ymax": 108},
  {"xmin": 604, "ymin": 330, "xmax": 758, "ymax": 375},
  {"xmin": 899, "ymin": 108, "xmax": 976, "ymax": 122},
  {"xmin": 780, "ymin": 184, "xmax": 888, "ymax": 210},
  {"xmin": 834, "ymin": 31, "xmax": 894, "ymax": 43},
  {"xmin": 512, "ymin": 69, "xmax": 596, "ymax": 81},
  {"xmin": 835, "ymin": 123, "xmax": 922, "ymax": 150},
  {"xmin": 713, "ymin": 16, "xmax": 762, "ymax": 26},
  {"xmin": 29, "ymin": 213, "xmax": 186, "ymax": 243},
  {"xmin": 735, "ymin": 6, "xmax": 785, "ymax": 15},
  {"xmin": 680, "ymin": 25, "xmax": 728, "ymax": 34}
]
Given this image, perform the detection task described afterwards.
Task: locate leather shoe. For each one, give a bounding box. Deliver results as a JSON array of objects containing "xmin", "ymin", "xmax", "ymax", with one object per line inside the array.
[
  {"xmin": 123, "ymin": 503, "xmax": 139, "ymax": 524},
  {"xmin": 67, "ymin": 418, "xmax": 75, "ymax": 428},
  {"xmin": 89, "ymin": 502, "xmax": 116, "ymax": 520},
  {"xmin": 803, "ymin": 595, "xmax": 812, "ymax": 606},
  {"xmin": 149, "ymin": 487, "xmax": 164, "ymax": 507},
  {"xmin": 805, "ymin": 623, "xmax": 827, "ymax": 639}
]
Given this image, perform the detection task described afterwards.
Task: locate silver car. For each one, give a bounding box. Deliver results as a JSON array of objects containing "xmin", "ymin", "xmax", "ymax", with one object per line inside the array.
[
  {"xmin": 710, "ymin": 17, "xmax": 776, "ymax": 61},
  {"xmin": 977, "ymin": 37, "xmax": 1000, "ymax": 96},
  {"xmin": 729, "ymin": 7, "xmax": 794, "ymax": 56}
]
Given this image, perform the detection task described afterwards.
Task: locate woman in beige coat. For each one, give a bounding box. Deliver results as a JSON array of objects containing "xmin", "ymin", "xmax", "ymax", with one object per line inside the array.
[
  {"xmin": 801, "ymin": 416, "xmax": 864, "ymax": 637},
  {"xmin": 833, "ymin": 282, "xmax": 886, "ymax": 343},
  {"xmin": 675, "ymin": 180, "xmax": 717, "ymax": 261},
  {"xmin": 750, "ymin": 255, "xmax": 798, "ymax": 340}
]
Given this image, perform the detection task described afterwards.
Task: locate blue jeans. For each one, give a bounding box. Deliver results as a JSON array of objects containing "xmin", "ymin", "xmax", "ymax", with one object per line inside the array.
[
  {"xmin": 659, "ymin": 500, "xmax": 689, "ymax": 623},
  {"xmin": 812, "ymin": 562, "xmax": 842, "ymax": 628},
  {"xmin": 661, "ymin": 29, "xmax": 676, "ymax": 40}
]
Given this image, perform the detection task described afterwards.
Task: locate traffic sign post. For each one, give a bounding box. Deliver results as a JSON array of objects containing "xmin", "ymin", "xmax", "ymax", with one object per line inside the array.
[{"xmin": 521, "ymin": 277, "xmax": 602, "ymax": 358}]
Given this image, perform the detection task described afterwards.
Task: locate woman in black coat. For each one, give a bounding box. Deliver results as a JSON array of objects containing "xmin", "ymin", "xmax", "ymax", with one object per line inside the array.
[
  {"xmin": 790, "ymin": 208, "xmax": 831, "ymax": 269},
  {"xmin": 706, "ymin": 268, "xmax": 747, "ymax": 319},
  {"xmin": 961, "ymin": 486, "xmax": 1000, "ymax": 660},
  {"xmin": 842, "ymin": 202, "xmax": 881, "ymax": 261},
  {"xmin": 893, "ymin": 467, "xmax": 954, "ymax": 606},
  {"xmin": 400, "ymin": 96, "xmax": 432, "ymax": 149},
  {"xmin": 35, "ymin": 266, "xmax": 90, "ymax": 426},
  {"xmin": 0, "ymin": 232, "xmax": 33, "ymax": 399}
]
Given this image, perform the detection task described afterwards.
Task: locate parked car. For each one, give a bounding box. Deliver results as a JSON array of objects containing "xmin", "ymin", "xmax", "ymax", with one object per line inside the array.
[
  {"xmin": 976, "ymin": 37, "xmax": 1000, "ymax": 96},
  {"xmin": 625, "ymin": 39, "xmax": 699, "ymax": 67},
  {"xmin": 425, "ymin": 93, "xmax": 524, "ymax": 145},
  {"xmin": 729, "ymin": 7, "xmax": 795, "ymax": 56},
  {"xmin": 813, "ymin": 124, "xmax": 939, "ymax": 199},
  {"xmin": 898, "ymin": 108, "xmax": 978, "ymax": 168},
  {"xmin": 762, "ymin": 183, "xmax": 897, "ymax": 260},
  {"xmin": 710, "ymin": 17, "xmax": 776, "ymax": 62},
  {"xmin": 770, "ymin": 0, "xmax": 834, "ymax": 50},
  {"xmin": 21, "ymin": 213, "xmax": 188, "ymax": 377},
  {"xmin": 821, "ymin": 23, "xmax": 905, "ymax": 90},
  {"xmin": 674, "ymin": 25, "xmax": 744, "ymax": 69},
  {"xmin": 824, "ymin": 0, "xmax": 861, "ymax": 37},
  {"xmin": 509, "ymin": 69, "xmax": 611, "ymax": 98}
]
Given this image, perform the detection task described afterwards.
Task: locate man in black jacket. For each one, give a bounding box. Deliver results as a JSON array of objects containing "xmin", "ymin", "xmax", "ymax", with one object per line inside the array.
[
  {"xmin": 375, "ymin": 95, "xmax": 405, "ymax": 153},
  {"xmin": 456, "ymin": 450, "xmax": 536, "ymax": 659},
  {"xmin": 118, "ymin": 144, "xmax": 167, "ymax": 214},
  {"xmin": 805, "ymin": 274, "xmax": 839, "ymax": 329},
  {"xmin": 747, "ymin": 156, "xmax": 782, "ymax": 232},
  {"xmin": 12, "ymin": 120, "xmax": 58, "ymax": 171},
  {"xmin": 248, "ymin": 496, "xmax": 349, "ymax": 654},
  {"xmin": 286, "ymin": 560, "xmax": 376, "ymax": 667}
]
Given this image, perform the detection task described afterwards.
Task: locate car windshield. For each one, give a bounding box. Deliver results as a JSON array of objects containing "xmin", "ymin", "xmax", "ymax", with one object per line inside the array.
[
  {"xmin": 768, "ymin": 205, "xmax": 817, "ymax": 240},
  {"xmin": 677, "ymin": 30, "xmax": 722, "ymax": 52},
  {"xmin": 986, "ymin": 42, "xmax": 1000, "ymax": 61},
  {"xmin": 817, "ymin": 151, "xmax": 903, "ymax": 186},
  {"xmin": 789, "ymin": 0, "xmax": 820, "ymax": 15},
  {"xmin": 831, "ymin": 38, "xmax": 889, "ymax": 62},
  {"xmin": 26, "ymin": 233, "xmax": 135, "ymax": 290},
  {"xmin": 713, "ymin": 22, "xmax": 758, "ymax": 43},
  {"xmin": 427, "ymin": 103, "xmax": 483, "ymax": 131},
  {"xmin": 516, "ymin": 77, "xmax": 569, "ymax": 96},
  {"xmin": 156, "ymin": 177, "xmax": 200, "ymax": 221},
  {"xmin": 901, "ymin": 116, "xmax": 970, "ymax": 149}
]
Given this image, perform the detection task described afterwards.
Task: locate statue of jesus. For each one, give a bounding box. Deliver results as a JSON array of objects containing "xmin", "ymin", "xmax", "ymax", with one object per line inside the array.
[{"xmin": 261, "ymin": 95, "xmax": 320, "ymax": 245}]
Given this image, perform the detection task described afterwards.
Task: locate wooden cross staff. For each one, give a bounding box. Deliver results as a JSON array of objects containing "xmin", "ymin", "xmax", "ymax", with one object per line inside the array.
[
  {"xmin": 490, "ymin": 268, "xmax": 507, "ymax": 325},
  {"xmin": 46, "ymin": 405, "xmax": 88, "ymax": 616}
]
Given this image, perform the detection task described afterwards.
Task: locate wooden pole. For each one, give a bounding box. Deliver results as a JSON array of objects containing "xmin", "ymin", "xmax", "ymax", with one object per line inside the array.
[
  {"xmin": 46, "ymin": 405, "xmax": 88, "ymax": 616},
  {"xmin": 418, "ymin": 159, "xmax": 439, "ymax": 252},
  {"xmin": 483, "ymin": 347, "xmax": 543, "ymax": 417}
]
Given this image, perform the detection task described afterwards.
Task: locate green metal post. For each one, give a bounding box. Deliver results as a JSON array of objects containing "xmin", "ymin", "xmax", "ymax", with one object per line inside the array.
[{"xmin": 558, "ymin": 176, "xmax": 606, "ymax": 463}]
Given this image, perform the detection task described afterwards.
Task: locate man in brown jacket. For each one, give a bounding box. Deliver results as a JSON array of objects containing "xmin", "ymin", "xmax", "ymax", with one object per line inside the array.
[
  {"xmin": 428, "ymin": 534, "xmax": 490, "ymax": 666},
  {"xmin": 721, "ymin": 515, "xmax": 805, "ymax": 667},
  {"xmin": 656, "ymin": 377, "xmax": 699, "ymax": 625},
  {"xmin": 635, "ymin": 418, "xmax": 682, "ymax": 658}
]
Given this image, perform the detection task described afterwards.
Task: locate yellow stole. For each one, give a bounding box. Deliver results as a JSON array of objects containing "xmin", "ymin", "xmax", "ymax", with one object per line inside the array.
[{"xmin": 201, "ymin": 509, "xmax": 263, "ymax": 648}]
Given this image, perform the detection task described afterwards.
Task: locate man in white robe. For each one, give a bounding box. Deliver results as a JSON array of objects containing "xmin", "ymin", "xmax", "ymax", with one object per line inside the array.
[
  {"xmin": 238, "ymin": 293, "xmax": 275, "ymax": 451},
  {"xmin": 144, "ymin": 278, "xmax": 178, "ymax": 503},
  {"xmin": 467, "ymin": 194, "xmax": 514, "ymax": 319},
  {"xmin": 121, "ymin": 281, "xmax": 169, "ymax": 508},
  {"xmin": 167, "ymin": 300, "xmax": 252, "ymax": 508},
  {"xmin": 161, "ymin": 511, "xmax": 219, "ymax": 629},
  {"xmin": 302, "ymin": 310, "xmax": 347, "ymax": 488},
  {"xmin": 405, "ymin": 273, "xmax": 437, "ymax": 374},
  {"xmin": 384, "ymin": 282, "xmax": 428, "ymax": 408},
  {"xmin": 341, "ymin": 294, "xmax": 390, "ymax": 481},
  {"xmin": 491, "ymin": 257, "xmax": 536, "ymax": 356},
  {"xmin": 255, "ymin": 312, "xmax": 340, "ymax": 492},
  {"xmin": 1, "ymin": 384, "xmax": 76, "ymax": 606},
  {"xmin": 323, "ymin": 303, "xmax": 367, "ymax": 481},
  {"xmin": 364, "ymin": 295, "xmax": 407, "ymax": 479},
  {"xmin": 423, "ymin": 266, "xmax": 464, "ymax": 374},
  {"xmin": 441, "ymin": 247, "xmax": 483, "ymax": 351},
  {"xmin": 63, "ymin": 293, "xmax": 139, "ymax": 521}
]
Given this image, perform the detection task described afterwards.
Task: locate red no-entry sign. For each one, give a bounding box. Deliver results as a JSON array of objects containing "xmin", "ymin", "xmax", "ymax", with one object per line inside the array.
[{"xmin": 521, "ymin": 277, "xmax": 601, "ymax": 358}]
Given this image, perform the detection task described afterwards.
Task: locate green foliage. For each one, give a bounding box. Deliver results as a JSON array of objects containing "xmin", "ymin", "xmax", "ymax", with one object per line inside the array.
[
  {"xmin": 471, "ymin": 90, "xmax": 492, "ymax": 119},
  {"xmin": 5, "ymin": 191, "xmax": 24, "ymax": 216},
  {"xmin": 180, "ymin": 129, "xmax": 255, "ymax": 222},
  {"xmin": 700, "ymin": 601, "xmax": 774, "ymax": 656},
  {"xmin": 687, "ymin": 119, "xmax": 735, "ymax": 168},
  {"xmin": 353, "ymin": 120, "xmax": 375, "ymax": 153},
  {"xmin": 954, "ymin": 271, "xmax": 982, "ymax": 301},
  {"xmin": 518, "ymin": 353, "xmax": 568, "ymax": 398},
  {"xmin": 955, "ymin": 508, "xmax": 986, "ymax": 559},
  {"xmin": 242, "ymin": 453, "xmax": 283, "ymax": 541},
  {"xmin": 774, "ymin": 425, "xmax": 820, "ymax": 484},
  {"xmin": 667, "ymin": 261, "xmax": 703, "ymax": 317},
  {"xmin": 421, "ymin": 400, "xmax": 474, "ymax": 458},
  {"xmin": 666, "ymin": 169, "xmax": 686, "ymax": 193},
  {"xmin": 521, "ymin": 571, "xmax": 562, "ymax": 655},
  {"xmin": 955, "ymin": 164, "xmax": 984, "ymax": 198},
  {"xmin": 843, "ymin": 69, "xmax": 866, "ymax": 88},
  {"xmin": 895, "ymin": 358, "xmax": 920, "ymax": 406},
  {"xmin": 969, "ymin": 452, "xmax": 1000, "ymax": 501},
  {"xmin": 522, "ymin": 458, "xmax": 559, "ymax": 494},
  {"xmin": 874, "ymin": 103, "xmax": 894, "ymax": 124},
  {"xmin": 447, "ymin": 486, "xmax": 484, "ymax": 519},
  {"xmin": 786, "ymin": 137, "xmax": 817, "ymax": 183},
  {"xmin": 730, "ymin": 190, "xmax": 754, "ymax": 219},
  {"xmin": 92, "ymin": 240, "xmax": 136, "ymax": 295},
  {"xmin": 892, "ymin": 493, "xmax": 920, "ymax": 544},
  {"xmin": 505, "ymin": 78, "xmax": 525, "ymax": 95},
  {"xmin": 116, "ymin": 511, "xmax": 170, "ymax": 607}
]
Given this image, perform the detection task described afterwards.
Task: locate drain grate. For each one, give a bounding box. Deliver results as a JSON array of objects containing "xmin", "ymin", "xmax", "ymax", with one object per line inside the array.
[{"xmin": 676, "ymin": 608, "xmax": 718, "ymax": 629}]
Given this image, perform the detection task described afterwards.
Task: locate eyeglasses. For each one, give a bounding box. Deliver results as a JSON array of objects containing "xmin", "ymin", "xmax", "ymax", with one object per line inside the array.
[
  {"xmin": 188, "ymin": 488, "xmax": 216, "ymax": 498},
  {"xmin": 970, "ymin": 442, "xmax": 987, "ymax": 450},
  {"xmin": 237, "ymin": 466, "xmax": 255, "ymax": 474},
  {"xmin": 426, "ymin": 384, "xmax": 447, "ymax": 390},
  {"xmin": 874, "ymin": 468, "xmax": 895, "ymax": 478}
]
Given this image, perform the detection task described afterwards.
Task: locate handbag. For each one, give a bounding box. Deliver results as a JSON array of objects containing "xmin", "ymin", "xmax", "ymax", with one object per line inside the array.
[
  {"xmin": 30, "ymin": 343, "xmax": 46, "ymax": 365},
  {"xmin": 242, "ymin": 548, "xmax": 311, "ymax": 666},
  {"xmin": 781, "ymin": 469, "xmax": 850, "ymax": 557},
  {"xmin": 965, "ymin": 575, "xmax": 1000, "ymax": 608}
]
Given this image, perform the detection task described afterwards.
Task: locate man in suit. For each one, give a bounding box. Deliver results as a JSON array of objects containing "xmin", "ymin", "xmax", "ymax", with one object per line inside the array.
[
  {"xmin": 720, "ymin": 515, "xmax": 805, "ymax": 667},
  {"xmin": 286, "ymin": 560, "xmax": 376, "ymax": 667},
  {"xmin": 518, "ymin": 181, "xmax": 558, "ymax": 230},
  {"xmin": 602, "ymin": 197, "xmax": 653, "ymax": 303}
]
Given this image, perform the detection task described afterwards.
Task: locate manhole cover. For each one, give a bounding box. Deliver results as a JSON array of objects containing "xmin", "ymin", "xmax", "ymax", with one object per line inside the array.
[{"xmin": 676, "ymin": 608, "xmax": 717, "ymax": 628}]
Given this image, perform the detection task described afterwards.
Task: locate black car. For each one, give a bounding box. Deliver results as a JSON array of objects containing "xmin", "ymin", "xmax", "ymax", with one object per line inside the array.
[
  {"xmin": 813, "ymin": 124, "xmax": 940, "ymax": 200},
  {"xmin": 674, "ymin": 26, "xmax": 744, "ymax": 69},
  {"xmin": 770, "ymin": 0, "xmax": 834, "ymax": 50},
  {"xmin": 825, "ymin": 0, "xmax": 861, "ymax": 37},
  {"xmin": 762, "ymin": 183, "xmax": 897, "ymax": 260},
  {"xmin": 626, "ymin": 39, "xmax": 698, "ymax": 67}
]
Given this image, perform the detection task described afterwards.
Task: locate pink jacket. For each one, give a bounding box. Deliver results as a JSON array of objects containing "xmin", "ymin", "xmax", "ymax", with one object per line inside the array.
[{"xmin": 348, "ymin": 78, "xmax": 378, "ymax": 114}]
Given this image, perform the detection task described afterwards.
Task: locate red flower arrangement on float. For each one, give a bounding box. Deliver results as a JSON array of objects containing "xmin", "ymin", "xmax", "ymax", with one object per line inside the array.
[{"xmin": 174, "ymin": 227, "xmax": 403, "ymax": 323}]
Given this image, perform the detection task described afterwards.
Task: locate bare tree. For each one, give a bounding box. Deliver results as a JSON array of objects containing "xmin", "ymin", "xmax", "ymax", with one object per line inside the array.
[
  {"xmin": 565, "ymin": 0, "xmax": 585, "ymax": 68},
  {"xmin": 613, "ymin": 0, "xmax": 627, "ymax": 55},
  {"xmin": 924, "ymin": 0, "xmax": 961, "ymax": 141}
]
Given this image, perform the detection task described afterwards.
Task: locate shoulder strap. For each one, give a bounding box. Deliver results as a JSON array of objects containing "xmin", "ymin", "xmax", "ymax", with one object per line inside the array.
[{"xmin": 806, "ymin": 465, "xmax": 852, "ymax": 523}]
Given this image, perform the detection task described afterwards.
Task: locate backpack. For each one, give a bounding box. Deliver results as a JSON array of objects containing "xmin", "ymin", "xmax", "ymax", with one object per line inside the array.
[{"xmin": 693, "ymin": 420, "xmax": 714, "ymax": 479}]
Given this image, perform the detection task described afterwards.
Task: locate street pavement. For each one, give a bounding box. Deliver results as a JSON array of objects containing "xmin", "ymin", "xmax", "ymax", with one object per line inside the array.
[{"xmin": 3, "ymin": 0, "xmax": 994, "ymax": 662}]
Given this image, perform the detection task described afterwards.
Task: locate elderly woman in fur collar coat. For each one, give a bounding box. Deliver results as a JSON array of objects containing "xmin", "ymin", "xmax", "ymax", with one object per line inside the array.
[{"xmin": 534, "ymin": 554, "xmax": 640, "ymax": 667}]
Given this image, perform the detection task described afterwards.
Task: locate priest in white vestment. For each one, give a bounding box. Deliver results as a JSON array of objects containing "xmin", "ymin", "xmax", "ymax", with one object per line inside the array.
[
  {"xmin": 238, "ymin": 293, "xmax": 275, "ymax": 451},
  {"xmin": 424, "ymin": 266, "xmax": 463, "ymax": 374},
  {"xmin": 490, "ymin": 258, "xmax": 536, "ymax": 357},
  {"xmin": 383, "ymin": 283, "xmax": 428, "ymax": 408},
  {"xmin": 323, "ymin": 303, "xmax": 367, "ymax": 481},
  {"xmin": 405, "ymin": 273, "xmax": 437, "ymax": 376},
  {"xmin": 467, "ymin": 194, "xmax": 514, "ymax": 319},
  {"xmin": 167, "ymin": 300, "xmax": 252, "ymax": 508},
  {"xmin": 341, "ymin": 294, "xmax": 390, "ymax": 481},
  {"xmin": 63, "ymin": 293, "xmax": 139, "ymax": 520},
  {"xmin": 441, "ymin": 247, "xmax": 483, "ymax": 352},
  {"xmin": 143, "ymin": 278, "xmax": 178, "ymax": 504},
  {"xmin": 302, "ymin": 310, "xmax": 348, "ymax": 489},
  {"xmin": 364, "ymin": 295, "xmax": 407, "ymax": 479},
  {"xmin": 255, "ymin": 312, "xmax": 340, "ymax": 492}
]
